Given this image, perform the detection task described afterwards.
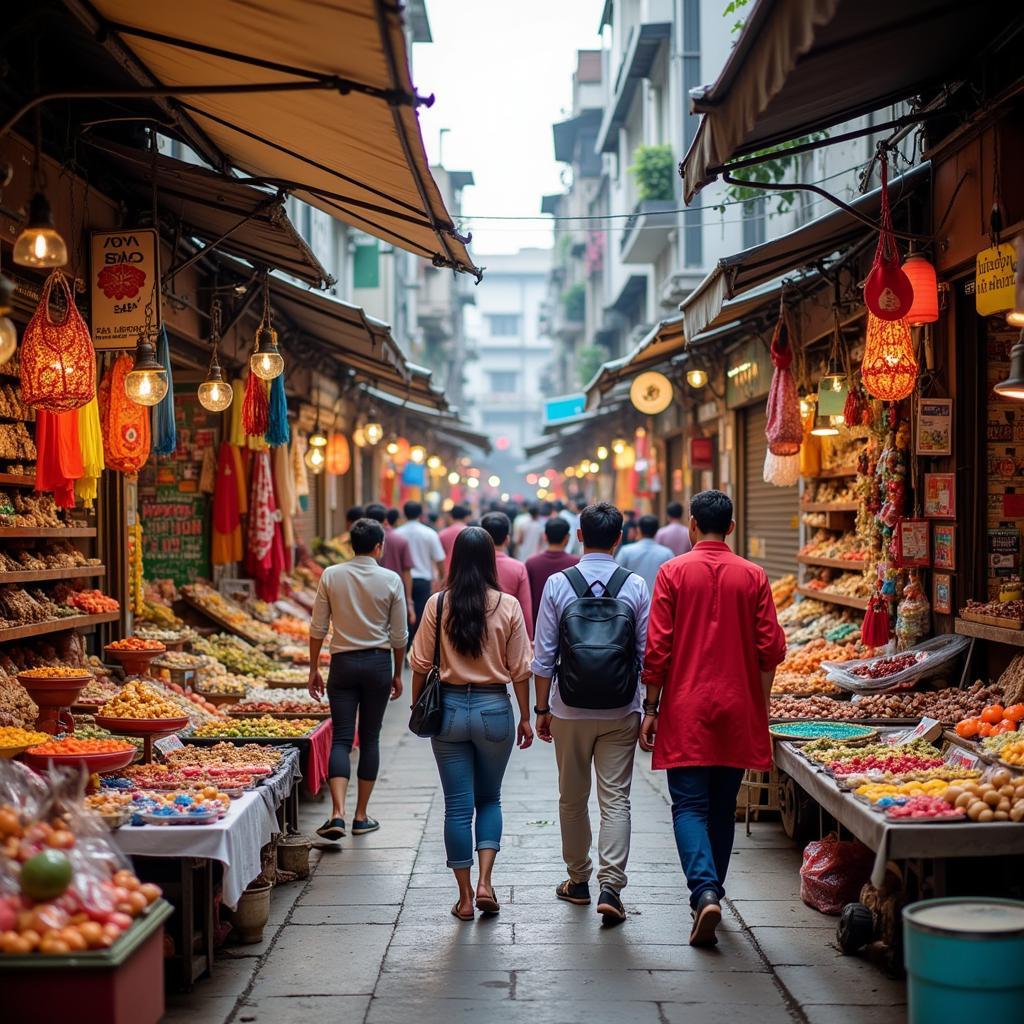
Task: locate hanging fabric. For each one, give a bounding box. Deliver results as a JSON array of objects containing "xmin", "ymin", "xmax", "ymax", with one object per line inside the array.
[
  {"xmin": 99, "ymin": 355, "xmax": 151, "ymax": 474},
  {"xmin": 35, "ymin": 409, "xmax": 84, "ymax": 508},
  {"xmin": 242, "ymin": 372, "xmax": 269, "ymax": 437},
  {"xmin": 292, "ymin": 432, "xmax": 310, "ymax": 511},
  {"xmin": 245, "ymin": 449, "xmax": 285, "ymax": 601},
  {"xmin": 74, "ymin": 396, "xmax": 105, "ymax": 507},
  {"xmin": 765, "ymin": 300, "xmax": 803, "ymax": 479},
  {"xmin": 272, "ymin": 441, "xmax": 296, "ymax": 570},
  {"xmin": 212, "ymin": 441, "xmax": 243, "ymax": 565},
  {"xmin": 151, "ymin": 326, "xmax": 177, "ymax": 456},
  {"xmin": 862, "ymin": 592, "xmax": 891, "ymax": 648},
  {"xmin": 264, "ymin": 373, "xmax": 290, "ymax": 448},
  {"xmin": 864, "ymin": 153, "xmax": 913, "ymax": 321},
  {"xmin": 20, "ymin": 270, "xmax": 96, "ymax": 412},
  {"xmin": 198, "ymin": 445, "xmax": 217, "ymax": 494},
  {"xmin": 229, "ymin": 379, "xmax": 247, "ymax": 446}
]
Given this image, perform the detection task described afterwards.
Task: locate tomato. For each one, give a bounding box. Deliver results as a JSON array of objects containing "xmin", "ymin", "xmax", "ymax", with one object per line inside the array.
[
  {"xmin": 956, "ymin": 719, "xmax": 980, "ymax": 738},
  {"xmin": 978, "ymin": 723, "xmax": 994, "ymax": 737},
  {"xmin": 997, "ymin": 721, "xmax": 1017, "ymax": 734},
  {"xmin": 981, "ymin": 705, "xmax": 1005, "ymax": 725},
  {"xmin": 1004, "ymin": 704, "xmax": 1024, "ymax": 723}
]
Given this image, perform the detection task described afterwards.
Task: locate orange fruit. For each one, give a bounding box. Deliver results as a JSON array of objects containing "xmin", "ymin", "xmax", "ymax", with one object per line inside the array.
[
  {"xmin": 981, "ymin": 705, "xmax": 1005, "ymax": 725},
  {"xmin": 956, "ymin": 719, "xmax": 979, "ymax": 738}
]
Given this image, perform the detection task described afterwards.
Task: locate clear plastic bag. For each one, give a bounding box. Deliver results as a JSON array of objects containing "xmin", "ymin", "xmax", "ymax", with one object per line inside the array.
[
  {"xmin": 800, "ymin": 833, "xmax": 875, "ymax": 915},
  {"xmin": 822, "ymin": 634, "xmax": 970, "ymax": 693}
]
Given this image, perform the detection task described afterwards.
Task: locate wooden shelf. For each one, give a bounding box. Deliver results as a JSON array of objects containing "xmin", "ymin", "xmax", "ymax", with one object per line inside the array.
[
  {"xmin": 796, "ymin": 585, "xmax": 868, "ymax": 611},
  {"xmin": 0, "ymin": 611, "xmax": 120, "ymax": 644},
  {"xmin": 954, "ymin": 617, "xmax": 1024, "ymax": 647},
  {"xmin": 810, "ymin": 467, "xmax": 859, "ymax": 479},
  {"xmin": 0, "ymin": 526, "xmax": 95, "ymax": 538},
  {"xmin": 800, "ymin": 501, "xmax": 859, "ymax": 513},
  {"xmin": 798, "ymin": 554, "xmax": 870, "ymax": 571},
  {"xmin": 0, "ymin": 565, "xmax": 104, "ymax": 585},
  {"xmin": 0, "ymin": 474, "xmax": 36, "ymax": 488}
]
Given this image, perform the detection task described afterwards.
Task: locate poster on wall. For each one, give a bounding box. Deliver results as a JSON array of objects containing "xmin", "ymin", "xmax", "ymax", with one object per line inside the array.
[
  {"xmin": 90, "ymin": 228, "xmax": 161, "ymax": 349},
  {"xmin": 932, "ymin": 523, "xmax": 956, "ymax": 569},
  {"xmin": 895, "ymin": 519, "xmax": 930, "ymax": 567},
  {"xmin": 916, "ymin": 398, "xmax": 952, "ymax": 456},
  {"xmin": 933, "ymin": 573, "xmax": 953, "ymax": 615},
  {"xmin": 988, "ymin": 528, "xmax": 1021, "ymax": 588},
  {"xmin": 923, "ymin": 473, "xmax": 956, "ymax": 518}
]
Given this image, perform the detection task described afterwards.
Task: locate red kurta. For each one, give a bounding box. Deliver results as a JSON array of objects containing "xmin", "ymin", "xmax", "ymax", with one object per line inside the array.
[{"xmin": 643, "ymin": 541, "xmax": 786, "ymax": 772}]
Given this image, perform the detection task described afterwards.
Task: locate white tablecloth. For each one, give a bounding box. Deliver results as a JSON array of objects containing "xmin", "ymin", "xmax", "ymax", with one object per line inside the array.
[{"xmin": 113, "ymin": 790, "xmax": 278, "ymax": 908}]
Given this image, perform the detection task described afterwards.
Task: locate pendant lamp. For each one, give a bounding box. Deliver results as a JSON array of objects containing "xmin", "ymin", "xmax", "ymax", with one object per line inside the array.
[
  {"xmin": 14, "ymin": 192, "xmax": 68, "ymax": 268},
  {"xmin": 686, "ymin": 367, "xmax": 708, "ymax": 389},
  {"xmin": 125, "ymin": 333, "xmax": 169, "ymax": 406},
  {"xmin": 250, "ymin": 276, "xmax": 284, "ymax": 380},
  {"xmin": 198, "ymin": 299, "xmax": 233, "ymax": 412},
  {"xmin": 861, "ymin": 314, "xmax": 918, "ymax": 401},
  {"xmin": 995, "ymin": 330, "xmax": 1024, "ymax": 400},
  {"xmin": 364, "ymin": 422, "xmax": 383, "ymax": 445},
  {"xmin": 810, "ymin": 412, "xmax": 840, "ymax": 437},
  {"xmin": 304, "ymin": 442, "xmax": 326, "ymax": 474},
  {"xmin": 902, "ymin": 252, "xmax": 939, "ymax": 325}
]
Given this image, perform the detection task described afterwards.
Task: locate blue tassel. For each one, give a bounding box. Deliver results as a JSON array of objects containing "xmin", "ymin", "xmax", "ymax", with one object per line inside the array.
[
  {"xmin": 151, "ymin": 326, "xmax": 177, "ymax": 456},
  {"xmin": 264, "ymin": 373, "xmax": 290, "ymax": 447}
]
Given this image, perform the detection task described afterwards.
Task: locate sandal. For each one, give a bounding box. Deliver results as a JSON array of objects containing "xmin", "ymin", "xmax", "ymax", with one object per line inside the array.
[
  {"xmin": 476, "ymin": 887, "xmax": 500, "ymax": 914},
  {"xmin": 451, "ymin": 901, "xmax": 475, "ymax": 921}
]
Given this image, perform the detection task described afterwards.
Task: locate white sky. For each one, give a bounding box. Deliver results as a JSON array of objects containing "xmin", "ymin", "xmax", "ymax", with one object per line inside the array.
[{"xmin": 413, "ymin": 0, "xmax": 606, "ymax": 255}]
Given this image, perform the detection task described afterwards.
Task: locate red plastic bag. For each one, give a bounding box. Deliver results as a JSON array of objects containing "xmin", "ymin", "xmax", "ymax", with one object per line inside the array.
[{"xmin": 799, "ymin": 833, "xmax": 875, "ymax": 915}]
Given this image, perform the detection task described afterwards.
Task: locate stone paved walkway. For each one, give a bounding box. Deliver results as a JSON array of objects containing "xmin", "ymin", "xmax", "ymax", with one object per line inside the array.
[{"xmin": 163, "ymin": 713, "xmax": 909, "ymax": 1024}]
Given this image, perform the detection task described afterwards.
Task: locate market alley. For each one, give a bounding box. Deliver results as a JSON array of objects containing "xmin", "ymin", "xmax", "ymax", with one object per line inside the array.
[{"xmin": 163, "ymin": 711, "xmax": 907, "ymax": 1024}]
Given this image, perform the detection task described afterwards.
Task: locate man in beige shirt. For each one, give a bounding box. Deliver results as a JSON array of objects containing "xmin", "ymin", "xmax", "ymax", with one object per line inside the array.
[{"xmin": 309, "ymin": 519, "xmax": 408, "ymax": 841}]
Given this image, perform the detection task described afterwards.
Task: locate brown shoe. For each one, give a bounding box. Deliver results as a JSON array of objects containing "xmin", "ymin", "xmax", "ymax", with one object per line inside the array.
[{"xmin": 689, "ymin": 890, "xmax": 721, "ymax": 947}]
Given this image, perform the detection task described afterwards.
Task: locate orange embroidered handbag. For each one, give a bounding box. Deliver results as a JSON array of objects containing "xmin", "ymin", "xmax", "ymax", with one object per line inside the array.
[
  {"xmin": 20, "ymin": 270, "xmax": 96, "ymax": 411},
  {"xmin": 99, "ymin": 355, "xmax": 151, "ymax": 474}
]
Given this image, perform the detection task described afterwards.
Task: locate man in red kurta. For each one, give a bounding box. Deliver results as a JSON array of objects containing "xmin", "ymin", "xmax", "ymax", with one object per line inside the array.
[{"xmin": 640, "ymin": 490, "xmax": 786, "ymax": 947}]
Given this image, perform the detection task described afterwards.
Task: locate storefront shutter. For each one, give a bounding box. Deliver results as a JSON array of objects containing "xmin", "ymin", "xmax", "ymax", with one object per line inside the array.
[
  {"xmin": 741, "ymin": 404, "xmax": 799, "ymax": 582},
  {"xmin": 292, "ymin": 469, "xmax": 322, "ymax": 553}
]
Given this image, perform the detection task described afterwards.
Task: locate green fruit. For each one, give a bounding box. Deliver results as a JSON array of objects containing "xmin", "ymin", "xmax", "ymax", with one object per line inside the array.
[{"xmin": 21, "ymin": 850, "xmax": 73, "ymax": 901}]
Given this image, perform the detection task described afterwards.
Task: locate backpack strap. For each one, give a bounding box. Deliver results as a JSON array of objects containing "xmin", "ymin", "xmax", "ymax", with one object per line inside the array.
[
  {"xmin": 562, "ymin": 566, "xmax": 593, "ymax": 599},
  {"xmin": 603, "ymin": 566, "xmax": 633, "ymax": 599}
]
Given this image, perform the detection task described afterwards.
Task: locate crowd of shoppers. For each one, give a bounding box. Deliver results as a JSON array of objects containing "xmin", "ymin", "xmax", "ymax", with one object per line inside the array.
[{"xmin": 306, "ymin": 490, "xmax": 785, "ymax": 948}]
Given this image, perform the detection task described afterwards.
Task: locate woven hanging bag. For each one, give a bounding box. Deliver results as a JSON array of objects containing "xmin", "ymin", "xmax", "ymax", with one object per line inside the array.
[
  {"xmin": 765, "ymin": 305, "xmax": 803, "ymax": 456},
  {"xmin": 21, "ymin": 270, "xmax": 96, "ymax": 411},
  {"xmin": 864, "ymin": 156, "xmax": 913, "ymax": 321}
]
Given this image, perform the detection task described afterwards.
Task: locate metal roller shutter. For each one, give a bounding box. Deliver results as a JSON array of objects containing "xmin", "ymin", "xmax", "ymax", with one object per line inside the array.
[{"xmin": 741, "ymin": 404, "xmax": 799, "ymax": 582}]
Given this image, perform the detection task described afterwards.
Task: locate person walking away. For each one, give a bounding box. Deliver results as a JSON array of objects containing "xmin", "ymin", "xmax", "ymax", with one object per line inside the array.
[
  {"xmin": 640, "ymin": 490, "xmax": 786, "ymax": 947},
  {"xmin": 308, "ymin": 518, "xmax": 408, "ymax": 841},
  {"xmin": 533, "ymin": 502, "xmax": 650, "ymax": 925},
  {"xmin": 480, "ymin": 511, "xmax": 534, "ymax": 638},
  {"xmin": 656, "ymin": 501, "xmax": 693, "ymax": 557},
  {"xmin": 365, "ymin": 503, "xmax": 415, "ymax": 628},
  {"xmin": 615, "ymin": 514, "xmax": 675, "ymax": 593},
  {"xmin": 439, "ymin": 504, "xmax": 469, "ymax": 574},
  {"xmin": 525, "ymin": 516, "xmax": 578, "ymax": 625},
  {"xmin": 334, "ymin": 505, "xmax": 365, "ymax": 562},
  {"xmin": 514, "ymin": 504, "xmax": 545, "ymax": 562},
  {"xmin": 619, "ymin": 510, "xmax": 639, "ymax": 549},
  {"xmin": 395, "ymin": 500, "xmax": 445, "ymax": 640},
  {"xmin": 560, "ymin": 498, "xmax": 586, "ymax": 556},
  {"xmin": 409, "ymin": 527, "xmax": 534, "ymax": 920}
]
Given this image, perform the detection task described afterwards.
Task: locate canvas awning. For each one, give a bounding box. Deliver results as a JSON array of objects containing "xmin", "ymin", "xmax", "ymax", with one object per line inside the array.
[
  {"xmin": 361, "ymin": 385, "xmax": 489, "ymax": 452},
  {"xmin": 66, "ymin": 0, "xmax": 480, "ymax": 277},
  {"xmin": 680, "ymin": 0, "xmax": 1022, "ymax": 202},
  {"xmin": 681, "ymin": 164, "xmax": 929, "ymax": 339},
  {"xmin": 584, "ymin": 317, "xmax": 684, "ymax": 408},
  {"xmin": 89, "ymin": 140, "xmax": 332, "ymax": 288}
]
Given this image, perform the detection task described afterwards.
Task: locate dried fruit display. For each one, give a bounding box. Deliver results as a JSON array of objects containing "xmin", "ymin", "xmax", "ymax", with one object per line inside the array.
[
  {"xmin": 189, "ymin": 716, "xmax": 318, "ymax": 738},
  {"xmin": 106, "ymin": 637, "xmax": 164, "ymax": 652},
  {"xmin": 850, "ymin": 651, "xmax": 926, "ymax": 679},
  {"xmin": 941, "ymin": 771, "xmax": 1024, "ymax": 822},
  {"xmin": 181, "ymin": 583, "xmax": 279, "ymax": 645},
  {"xmin": 98, "ymin": 680, "xmax": 185, "ymax": 720},
  {"xmin": 230, "ymin": 699, "xmax": 325, "ymax": 716},
  {"xmin": 67, "ymin": 590, "xmax": 120, "ymax": 614},
  {"xmin": 165, "ymin": 742, "xmax": 282, "ymax": 771},
  {"xmin": 0, "ymin": 726, "xmax": 49, "ymax": 748}
]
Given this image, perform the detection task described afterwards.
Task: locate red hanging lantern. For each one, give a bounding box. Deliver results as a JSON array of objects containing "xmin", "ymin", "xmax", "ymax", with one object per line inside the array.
[
  {"xmin": 864, "ymin": 154, "xmax": 914, "ymax": 321},
  {"xmin": 861, "ymin": 314, "xmax": 918, "ymax": 401},
  {"xmin": 901, "ymin": 253, "xmax": 939, "ymax": 325},
  {"xmin": 326, "ymin": 433, "xmax": 351, "ymax": 476}
]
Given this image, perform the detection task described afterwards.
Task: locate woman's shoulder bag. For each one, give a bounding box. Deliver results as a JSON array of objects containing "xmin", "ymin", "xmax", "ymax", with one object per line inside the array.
[{"xmin": 409, "ymin": 592, "xmax": 445, "ymax": 737}]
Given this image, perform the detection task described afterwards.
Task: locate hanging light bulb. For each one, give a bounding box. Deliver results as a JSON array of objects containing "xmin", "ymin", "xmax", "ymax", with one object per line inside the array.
[
  {"xmin": 364, "ymin": 422, "xmax": 383, "ymax": 445},
  {"xmin": 124, "ymin": 333, "xmax": 168, "ymax": 406},
  {"xmin": 596, "ymin": 445, "xmax": 609, "ymax": 460},
  {"xmin": 305, "ymin": 443, "xmax": 326, "ymax": 474},
  {"xmin": 611, "ymin": 437, "xmax": 627, "ymax": 455},
  {"xmin": 385, "ymin": 438, "xmax": 400, "ymax": 456},
  {"xmin": 466, "ymin": 476, "xmax": 479, "ymax": 489},
  {"xmin": 308, "ymin": 428, "xmax": 328, "ymax": 449},
  {"xmin": 686, "ymin": 368, "xmax": 708, "ymax": 389},
  {"xmin": 901, "ymin": 252, "xmax": 939, "ymax": 326},
  {"xmin": 995, "ymin": 330, "xmax": 1024, "ymax": 400},
  {"xmin": 565, "ymin": 466, "xmax": 577, "ymax": 478},
  {"xmin": 447, "ymin": 470, "xmax": 460, "ymax": 485},
  {"xmin": 488, "ymin": 474, "xmax": 501, "ymax": 487},
  {"xmin": 352, "ymin": 426, "xmax": 367, "ymax": 448},
  {"xmin": 810, "ymin": 411, "xmax": 840, "ymax": 437},
  {"xmin": 13, "ymin": 192, "xmax": 68, "ymax": 268},
  {"xmin": 250, "ymin": 276, "xmax": 284, "ymax": 380},
  {"xmin": 819, "ymin": 356, "xmax": 845, "ymax": 393},
  {"xmin": 197, "ymin": 299, "xmax": 233, "ymax": 412},
  {"xmin": 0, "ymin": 271, "xmax": 17, "ymax": 366},
  {"xmin": 588, "ymin": 461, "xmax": 600, "ymax": 474},
  {"xmin": 427, "ymin": 454, "xmax": 442, "ymax": 470},
  {"xmin": 410, "ymin": 445, "xmax": 426, "ymax": 464}
]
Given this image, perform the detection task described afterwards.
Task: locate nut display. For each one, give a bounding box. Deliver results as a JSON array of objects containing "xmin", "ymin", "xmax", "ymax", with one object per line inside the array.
[
  {"xmin": 164, "ymin": 742, "xmax": 282, "ymax": 771},
  {"xmin": 231, "ymin": 699, "xmax": 324, "ymax": 715},
  {"xmin": 98, "ymin": 679, "xmax": 185, "ymax": 720},
  {"xmin": 192, "ymin": 634, "xmax": 277, "ymax": 678},
  {"xmin": 181, "ymin": 583, "xmax": 279, "ymax": 645},
  {"xmin": 190, "ymin": 716, "xmax": 318, "ymax": 738},
  {"xmin": 940, "ymin": 770, "xmax": 1024, "ymax": 822},
  {"xmin": 19, "ymin": 666, "xmax": 92, "ymax": 680}
]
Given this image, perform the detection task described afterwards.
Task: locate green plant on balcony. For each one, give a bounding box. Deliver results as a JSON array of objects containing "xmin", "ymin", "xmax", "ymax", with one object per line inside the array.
[
  {"xmin": 576, "ymin": 344, "xmax": 606, "ymax": 388},
  {"xmin": 628, "ymin": 144, "xmax": 675, "ymax": 203},
  {"xmin": 561, "ymin": 282, "xmax": 585, "ymax": 323}
]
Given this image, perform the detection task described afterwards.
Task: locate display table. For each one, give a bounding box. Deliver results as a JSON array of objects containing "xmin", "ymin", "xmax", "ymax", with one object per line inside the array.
[
  {"xmin": 257, "ymin": 747, "xmax": 302, "ymax": 832},
  {"xmin": 774, "ymin": 741, "xmax": 1024, "ymax": 888}
]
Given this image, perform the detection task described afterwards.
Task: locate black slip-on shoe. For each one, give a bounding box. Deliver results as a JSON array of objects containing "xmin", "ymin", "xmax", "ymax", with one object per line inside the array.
[
  {"xmin": 316, "ymin": 817, "xmax": 346, "ymax": 841},
  {"xmin": 351, "ymin": 817, "xmax": 380, "ymax": 836},
  {"xmin": 555, "ymin": 879, "xmax": 592, "ymax": 905},
  {"xmin": 597, "ymin": 888, "xmax": 626, "ymax": 925},
  {"xmin": 689, "ymin": 889, "xmax": 722, "ymax": 947}
]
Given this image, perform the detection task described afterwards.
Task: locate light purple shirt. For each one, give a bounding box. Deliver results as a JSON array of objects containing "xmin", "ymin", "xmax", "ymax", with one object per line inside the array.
[
  {"xmin": 531, "ymin": 553, "xmax": 649, "ymax": 720},
  {"xmin": 655, "ymin": 521, "xmax": 692, "ymax": 557}
]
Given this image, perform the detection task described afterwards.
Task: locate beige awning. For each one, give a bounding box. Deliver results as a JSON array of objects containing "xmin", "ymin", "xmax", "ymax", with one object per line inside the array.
[
  {"xmin": 681, "ymin": 0, "xmax": 1018, "ymax": 203},
  {"xmin": 584, "ymin": 317, "xmax": 684, "ymax": 409},
  {"xmin": 67, "ymin": 0, "xmax": 480, "ymax": 277}
]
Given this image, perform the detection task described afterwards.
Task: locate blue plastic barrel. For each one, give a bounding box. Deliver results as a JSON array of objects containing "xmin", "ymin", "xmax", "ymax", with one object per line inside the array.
[{"xmin": 903, "ymin": 898, "xmax": 1024, "ymax": 1023}]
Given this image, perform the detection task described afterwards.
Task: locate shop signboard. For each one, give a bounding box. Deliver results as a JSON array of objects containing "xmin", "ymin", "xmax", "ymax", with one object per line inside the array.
[
  {"xmin": 90, "ymin": 228, "xmax": 161, "ymax": 349},
  {"xmin": 690, "ymin": 436, "xmax": 714, "ymax": 469},
  {"xmin": 544, "ymin": 394, "xmax": 586, "ymax": 424},
  {"xmin": 975, "ymin": 243, "xmax": 1017, "ymax": 316},
  {"xmin": 725, "ymin": 339, "xmax": 771, "ymax": 408}
]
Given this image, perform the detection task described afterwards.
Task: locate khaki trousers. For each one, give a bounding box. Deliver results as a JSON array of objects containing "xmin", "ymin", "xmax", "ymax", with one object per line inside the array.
[{"xmin": 550, "ymin": 713, "xmax": 640, "ymax": 893}]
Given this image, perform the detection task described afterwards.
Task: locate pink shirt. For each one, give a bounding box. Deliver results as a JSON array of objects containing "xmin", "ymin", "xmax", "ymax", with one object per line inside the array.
[
  {"xmin": 438, "ymin": 521, "xmax": 466, "ymax": 573},
  {"xmin": 381, "ymin": 526, "xmax": 413, "ymax": 577},
  {"xmin": 655, "ymin": 521, "xmax": 692, "ymax": 557},
  {"xmin": 495, "ymin": 552, "xmax": 534, "ymax": 639}
]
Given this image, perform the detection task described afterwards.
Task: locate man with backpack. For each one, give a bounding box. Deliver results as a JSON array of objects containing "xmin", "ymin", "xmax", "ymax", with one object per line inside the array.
[{"xmin": 532, "ymin": 502, "xmax": 650, "ymax": 925}]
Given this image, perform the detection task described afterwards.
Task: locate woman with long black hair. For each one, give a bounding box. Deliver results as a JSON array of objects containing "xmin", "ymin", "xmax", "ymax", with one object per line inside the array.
[{"xmin": 409, "ymin": 526, "xmax": 533, "ymax": 920}]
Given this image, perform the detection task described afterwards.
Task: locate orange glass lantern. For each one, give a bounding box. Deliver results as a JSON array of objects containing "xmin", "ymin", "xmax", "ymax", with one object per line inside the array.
[
  {"xmin": 861, "ymin": 314, "xmax": 918, "ymax": 401},
  {"xmin": 901, "ymin": 253, "xmax": 939, "ymax": 325},
  {"xmin": 326, "ymin": 433, "xmax": 351, "ymax": 476}
]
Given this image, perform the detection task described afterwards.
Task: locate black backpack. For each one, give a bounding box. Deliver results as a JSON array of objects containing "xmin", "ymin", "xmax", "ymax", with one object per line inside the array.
[{"xmin": 555, "ymin": 566, "xmax": 638, "ymax": 710}]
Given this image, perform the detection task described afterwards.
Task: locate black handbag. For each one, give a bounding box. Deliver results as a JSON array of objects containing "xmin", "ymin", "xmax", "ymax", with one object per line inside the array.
[{"xmin": 409, "ymin": 591, "xmax": 445, "ymax": 737}]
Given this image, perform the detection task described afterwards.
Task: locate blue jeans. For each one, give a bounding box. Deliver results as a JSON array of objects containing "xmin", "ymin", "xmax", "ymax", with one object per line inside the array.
[
  {"xmin": 667, "ymin": 767, "xmax": 745, "ymax": 909},
  {"xmin": 431, "ymin": 685, "xmax": 515, "ymax": 869}
]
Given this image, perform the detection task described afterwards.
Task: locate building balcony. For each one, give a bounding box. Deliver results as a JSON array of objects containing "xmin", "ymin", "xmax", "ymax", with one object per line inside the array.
[{"xmin": 620, "ymin": 199, "xmax": 676, "ymax": 264}]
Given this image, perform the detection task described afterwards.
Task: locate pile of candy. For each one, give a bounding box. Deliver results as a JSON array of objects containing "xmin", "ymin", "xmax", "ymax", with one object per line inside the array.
[
  {"xmin": 196, "ymin": 675, "xmax": 248, "ymax": 697},
  {"xmin": 0, "ymin": 726, "xmax": 49, "ymax": 748},
  {"xmin": 27, "ymin": 738, "xmax": 134, "ymax": 756},
  {"xmin": 885, "ymin": 795, "xmax": 966, "ymax": 820},
  {"xmin": 18, "ymin": 666, "xmax": 92, "ymax": 680},
  {"xmin": 164, "ymin": 742, "xmax": 281, "ymax": 771},
  {"xmin": 828, "ymin": 752, "xmax": 946, "ymax": 777},
  {"xmin": 854, "ymin": 776, "xmax": 979, "ymax": 805},
  {"xmin": 190, "ymin": 716, "xmax": 318, "ymax": 738},
  {"xmin": 801, "ymin": 737, "xmax": 938, "ymax": 765},
  {"xmin": 770, "ymin": 721, "xmax": 873, "ymax": 742},
  {"xmin": 107, "ymin": 637, "xmax": 164, "ymax": 653},
  {"xmin": 76, "ymin": 677, "xmax": 122, "ymax": 705},
  {"xmin": 131, "ymin": 792, "xmax": 227, "ymax": 823},
  {"xmin": 98, "ymin": 680, "xmax": 185, "ymax": 720}
]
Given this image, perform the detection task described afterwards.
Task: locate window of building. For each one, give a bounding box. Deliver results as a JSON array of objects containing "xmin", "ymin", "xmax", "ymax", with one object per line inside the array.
[
  {"xmin": 742, "ymin": 197, "xmax": 767, "ymax": 248},
  {"xmin": 488, "ymin": 370, "xmax": 519, "ymax": 394},
  {"xmin": 486, "ymin": 314, "xmax": 520, "ymax": 336}
]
